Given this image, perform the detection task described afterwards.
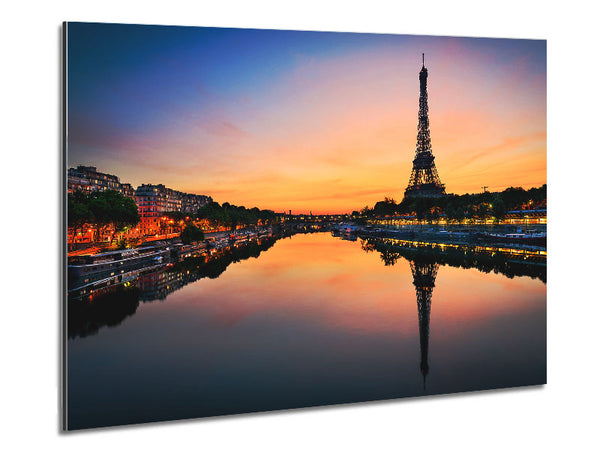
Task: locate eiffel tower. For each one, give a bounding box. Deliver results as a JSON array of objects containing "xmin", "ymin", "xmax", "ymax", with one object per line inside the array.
[
  {"xmin": 404, "ymin": 54, "xmax": 446, "ymax": 199},
  {"xmin": 410, "ymin": 260, "xmax": 439, "ymax": 388}
]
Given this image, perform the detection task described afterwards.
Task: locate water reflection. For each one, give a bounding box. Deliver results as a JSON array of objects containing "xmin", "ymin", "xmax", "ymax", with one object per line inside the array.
[
  {"xmin": 351, "ymin": 232, "xmax": 545, "ymax": 386},
  {"xmin": 68, "ymin": 236, "xmax": 277, "ymax": 338},
  {"xmin": 69, "ymin": 231, "xmax": 377, "ymax": 339},
  {"xmin": 68, "ymin": 286, "xmax": 142, "ymax": 339},
  {"xmin": 69, "ymin": 232, "xmax": 546, "ymax": 389},
  {"xmin": 67, "ymin": 232, "xmax": 546, "ymax": 429},
  {"xmin": 359, "ymin": 236, "xmax": 546, "ymax": 283},
  {"xmin": 410, "ymin": 260, "xmax": 438, "ymax": 388}
]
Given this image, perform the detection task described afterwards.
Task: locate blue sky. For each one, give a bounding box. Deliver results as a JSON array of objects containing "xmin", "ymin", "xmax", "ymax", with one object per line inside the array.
[{"xmin": 67, "ymin": 22, "xmax": 546, "ymax": 213}]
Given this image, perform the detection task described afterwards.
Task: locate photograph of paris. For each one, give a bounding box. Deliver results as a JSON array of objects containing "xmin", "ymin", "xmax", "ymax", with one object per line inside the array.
[{"xmin": 65, "ymin": 22, "xmax": 546, "ymax": 430}]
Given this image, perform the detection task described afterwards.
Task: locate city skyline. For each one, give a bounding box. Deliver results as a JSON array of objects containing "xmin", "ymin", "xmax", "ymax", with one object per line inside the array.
[{"xmin": 67, "ymin": 24, "xmax": 546, "ymax": 214}]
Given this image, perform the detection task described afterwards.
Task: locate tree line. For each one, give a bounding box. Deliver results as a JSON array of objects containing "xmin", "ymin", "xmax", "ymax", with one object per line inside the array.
[
  {"xmin": 166, "ymin": 201, "xmax": 278, "ymax": 243},
  {"xmin": 354, "ymin": 185, "xmax": 546, "ymax": 223},
  {"xmin": 68, "ymin": 190, "xmax": 277, "ymax": 244},
  {"xmin": 68, "ymin": 190, "xmax": 140, "ymax": 243},
  {"xmin": 192, "ymin": 201, "xmax": 277, "ymax": 230}
]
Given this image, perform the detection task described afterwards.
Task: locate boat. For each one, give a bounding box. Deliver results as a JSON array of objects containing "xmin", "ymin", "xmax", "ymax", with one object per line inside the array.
[
  {"xmin": 170, "ymin": 242, "xmax": 207, "ymax": 260},
  {"xmin": 474, "ymin": 231, "xmax": 546, "ymax": 246},
  {"xmin": 67, "ymin": 262, "xmax": 167, "ymax": 301},
  {"xmin": 333, "ymin": 223, "xmax": 358, "ymax": 233},
  {"xmin": 68, "ymin": 246, "xmax": 171, "ymax": 279}
]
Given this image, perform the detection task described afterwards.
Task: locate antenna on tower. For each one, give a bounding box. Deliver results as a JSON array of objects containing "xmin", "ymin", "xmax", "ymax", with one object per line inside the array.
[{"xmin": 422, "ymin": 53, "xmax": 425, "ymax": 67}]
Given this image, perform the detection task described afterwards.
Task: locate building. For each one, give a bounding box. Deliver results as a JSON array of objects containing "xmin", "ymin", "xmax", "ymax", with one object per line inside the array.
[
  {"xmin": 67, "ymin": 165, "xmax": 213, "ymax": 236},
  {"xmin": 135, "ymin": 184, "xmax": 167, "ymax": 224},
  {"xmin": 135, "ymin": 184, "xmax": 213, "ymax": 232},
  {"xmin": 67, "ymin": 172, "xmax": 92, "ymax": 193},
  {"xmin": 163, "ymin": 186, "xmax": 182, "ymax": 213},
  {"xmin": 120, "ymin": 183, "xmax": 135, "ymax": 199},
  {"xmin": 67, "ymin": 165, "xmax": 136, "ymax": 199},
  {"xmin": 181, "ymin": 192, "xmax": 213, "ymax": 214}
]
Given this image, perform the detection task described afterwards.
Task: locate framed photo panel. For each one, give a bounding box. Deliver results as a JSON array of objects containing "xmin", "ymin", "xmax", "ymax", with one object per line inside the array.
[{"xmin": 63, "ymin": 22, "xmax": 546, "ymax": 430}]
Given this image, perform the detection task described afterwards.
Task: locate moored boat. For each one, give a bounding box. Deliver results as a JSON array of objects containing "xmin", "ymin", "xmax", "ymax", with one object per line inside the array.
[
  {"xmin": 68, "ymin": 246, "xmax": 171, "ymax": 279},
  {"xmin": 475, "ymin": 231, "xmax": 546, "ymax": 246}
]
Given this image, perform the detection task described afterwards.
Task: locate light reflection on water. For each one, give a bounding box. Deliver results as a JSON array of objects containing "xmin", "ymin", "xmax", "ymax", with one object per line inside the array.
[{"xmin": 67, "ymin": 232, "xmax": 546, "ymax": 430}]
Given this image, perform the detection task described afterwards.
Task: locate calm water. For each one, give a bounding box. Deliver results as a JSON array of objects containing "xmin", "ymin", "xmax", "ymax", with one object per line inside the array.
[{"xmin": 67, "ymin": 232, "xmax": 546, "ymax": 430}]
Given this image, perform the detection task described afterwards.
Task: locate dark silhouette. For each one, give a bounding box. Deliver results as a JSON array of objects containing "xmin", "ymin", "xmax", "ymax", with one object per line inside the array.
[
  {"xmin": 360, "ymin": 237, "xmax": 546, "ymax": 283},
  {"xmin": 360, "ymin": 184, "xmax": 546, "ymax": 222},
  {"xmin": 68, "ymin": 189, "xmax": 140, "ymax": 243},
  {"xmin": 410, "ymin": 261, "xmax": 439, "ymax": 389},
  {"xmin": 404, "ymin": 54, "xmax": 446, "ymax": 199},
  {"xmin": 351, "ymin": 235, "xmax": 546, "ymax": 388},
  {"xmin": 68, "ymin": 286, "xmax": 141, "ymax": 339},
  {"xmin": 180, "ymin": 223, "xmax": 204, "ymax": 244},
  {"xmin": 68, "ymin": 237, "xmax": 278, "ymax": 339}
]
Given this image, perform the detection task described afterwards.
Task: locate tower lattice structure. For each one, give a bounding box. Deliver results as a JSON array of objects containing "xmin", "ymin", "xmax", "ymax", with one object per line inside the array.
[
  {"xmin": 410, "ymin": 260, "xmax": 439, "ymax": 388},
  {"xmin": 404, "ymin": 54, "xmax": 446, "ymax": 199}
]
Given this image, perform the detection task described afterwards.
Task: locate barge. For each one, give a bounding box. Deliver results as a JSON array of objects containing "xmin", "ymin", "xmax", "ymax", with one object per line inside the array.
[
  {"xmin": 68, "ymin": 246, "xmax": 171, "ymax": 279},
  {"xmin": 474, "ymin": 232, "xmax": 546, "ymax": 246}
]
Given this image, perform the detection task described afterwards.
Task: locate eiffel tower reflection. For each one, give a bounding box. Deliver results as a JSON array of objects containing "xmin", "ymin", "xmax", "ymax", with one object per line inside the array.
[{"xmin": 409, "ymin": 260, "xmax": 439, "ymax": 389}]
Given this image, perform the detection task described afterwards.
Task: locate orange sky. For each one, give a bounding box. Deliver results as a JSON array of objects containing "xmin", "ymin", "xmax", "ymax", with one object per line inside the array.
[{"xmin": 68, "ymin": 27, "xmax": 546, "ymax": 214}]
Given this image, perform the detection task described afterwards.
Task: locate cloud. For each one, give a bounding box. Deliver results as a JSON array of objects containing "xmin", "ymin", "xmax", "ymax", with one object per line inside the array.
[
  {"xmin": 68, "ymin": 36, "xmax": 546, "ymax": 211},
  {"xmin": 299, "ymin": 187, "xmax": 393, "ymax": 202},
  {"xmin": 196, "ymin": 120, "xmax": 249, "ymax": 140},
  {"xmin": 446, "ymin": 131, "xmax": 546, "ymax": 172}
]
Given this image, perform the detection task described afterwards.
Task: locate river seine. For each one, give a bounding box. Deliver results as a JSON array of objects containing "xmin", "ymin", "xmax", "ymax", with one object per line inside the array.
[{"xmin": 67, "ymin": 232, "xmax": 546, "ymax": 430}]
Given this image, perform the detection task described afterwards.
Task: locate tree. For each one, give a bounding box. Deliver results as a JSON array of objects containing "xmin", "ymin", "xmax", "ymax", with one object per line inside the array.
[
  {"xmin": 465, "ymin": 204, "xmax": 476, "ymax": 222},
  {"xmin": 68, "ymin": 190, "xmax": 94, "ymax": 241},
  {"xmin": 444, "ymin": 205, "xmax": 455, "ymax": 224},
  {"xmin": 85, "ymin": 190, "xmax": 140, "ymax": 243},
  {"xmin": 107, "ymin": 191, "xmax": 139, "ymax": 232},
  {"xmin": 380, "ymin": 249, "xmax": 400, "ymax": 266},
  {"xmin": 360, "ymin": 206, "xmax": 373, "ymax": 217},
  {"xmin": 197, "ymin": 201, "xmax": 277, "ymax": 230},
  {"xmin": 374, "ymin": 197, "xmax": 399, "ymax": 217},
  {"xmin": 492, "ymin": 196, "xmax": 507, "ymax": 223},
  {"xmin": 477, "ymin": 203, "xmax": 491, "ymax": 220},
  {"xmin": 413, "ymin": 198, "xmax": 427, "ymax": 223},
  {"xmin": 181, "ymin": 223, "xmax": 205, "ymax": 244},
  {"xmin": 429, "ymin": 207, "xmax": 440, "ymax": 223},
  {"xmin": 500, "ymin": 187, "xmax": 527, "ymax": 210},
  {"xmin": 453, "ymin": 207, "xmax": 465, "ymax": 223}
]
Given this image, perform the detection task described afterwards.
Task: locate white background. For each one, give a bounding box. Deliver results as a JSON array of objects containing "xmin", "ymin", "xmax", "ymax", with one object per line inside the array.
[{"xmin": 1, "ymin": 0, "xmax": 598, "ymax": 448}]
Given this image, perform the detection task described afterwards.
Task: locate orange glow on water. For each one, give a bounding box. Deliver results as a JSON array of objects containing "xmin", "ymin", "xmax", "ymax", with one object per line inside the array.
[{"xmin": 156, "ymin": 234, "xmax": 545, "ymax": 336}]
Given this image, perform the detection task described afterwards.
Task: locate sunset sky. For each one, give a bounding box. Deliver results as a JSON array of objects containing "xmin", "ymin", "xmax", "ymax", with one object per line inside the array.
[{"xmin": 67, "ymin": 23, "xmax": 546, "ymax": 214}]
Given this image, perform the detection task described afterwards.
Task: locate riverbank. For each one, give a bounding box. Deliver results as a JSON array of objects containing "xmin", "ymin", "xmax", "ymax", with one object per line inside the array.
[
  {"xmin": 67, "ymin": 228, "xmax": 261, "ymax": 258},
  {"xmin": 67, "ymin": 227, "xmax": 277, "ymax": 299},
  {"xmin": 354, "ymin": 223, "xmax": 546, "ymax": 253},
  {"xmin": 355, "ymin": 235, "xmax": 546, "ymax": 283}
]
